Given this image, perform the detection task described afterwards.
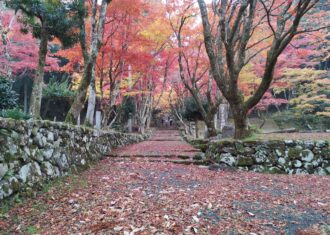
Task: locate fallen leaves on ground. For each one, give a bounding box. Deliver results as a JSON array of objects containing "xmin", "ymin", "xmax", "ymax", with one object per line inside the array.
[
  {"xmin": 2, "ymin": 160, "xmax": 329, "ymax": 234},
  {"xmin": 1, "ymin": 130, "xmax": 329, "ymax": 234}
]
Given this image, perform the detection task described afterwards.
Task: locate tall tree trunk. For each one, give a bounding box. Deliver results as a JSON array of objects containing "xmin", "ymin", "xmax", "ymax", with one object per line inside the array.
[
  {"xmin": 65, "ymin": 59, "xmax": 95, "ymax": 123},
  {"xmin": 102, "ymin": 85, "xmax": 119, "ymax": 127},
  {"xmin": 65, "ymin": 0, "xmax": 110, "ymax": 124},
  {"xmin": 205, "ymin": 117, "xmax": 217, "ymax": 138},
  {"xmin": 84, "ymin": 74, "xmax": 96, "ymax": 126},
  {"xmin": 24, "ymin": 78, "xmax": 28, "ymax": 114},
  {"xmin": 29, "ymin": 28, "xmax": 48, "ymax": 118},
  {"xmin": 232, "ymin": 106, "xmax": 249, "ymax": 139}
]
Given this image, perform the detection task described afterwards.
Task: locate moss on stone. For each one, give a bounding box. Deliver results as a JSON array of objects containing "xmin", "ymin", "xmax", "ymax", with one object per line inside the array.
[
  {"xmin": 288, "ymin": 147, "xmax": 302, "ymax": 160},
  {"xmin": 236, "ymin": 157, "xmax": 254, "ymax": 166}
]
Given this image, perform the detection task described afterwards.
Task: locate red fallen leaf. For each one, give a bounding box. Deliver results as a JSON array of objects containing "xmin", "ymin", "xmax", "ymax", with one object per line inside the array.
[
  {"xmin": 295, "ymin": 228, "xmax": 321, "ymax": 235},
  {"xmin": 88, "ymin": 221, "xmax": 116, "ymax": 233}
]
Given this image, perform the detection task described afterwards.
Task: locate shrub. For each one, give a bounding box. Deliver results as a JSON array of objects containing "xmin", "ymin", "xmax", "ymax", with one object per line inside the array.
[
  {"xmin": 43, "ymin": 76, "xmax": 75, "ymax": 99},
  {"xmin": 0, "ymin": 108, "xmax": 31, "ymax": 120},
  {"xmin": 272, "ymin": 110, "xmax": 330, "ymax": 131},
  {"xmin": 0, "ymin": 76, "xmax": 18, "ymax": 110}
]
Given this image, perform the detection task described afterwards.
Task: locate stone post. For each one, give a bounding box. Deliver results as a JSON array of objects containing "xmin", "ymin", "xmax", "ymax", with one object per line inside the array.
[
  {"xmin": 95, "ymin": 111, "xmax": 102, "ymax": 130},
  {"xmin": 219, "ymin": 103, "xmax": 229, "ymax": 130},
  {"xmin": 128, "ymin": 112, "xmax": 133, "ymax": 133}
]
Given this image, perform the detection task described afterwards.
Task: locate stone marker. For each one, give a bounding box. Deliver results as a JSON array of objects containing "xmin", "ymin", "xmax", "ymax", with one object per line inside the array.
[
  {"xmin": 222, "ymin": 125, "xmax": 235, "ymax": 138},
  {"xmin": 128, "ymin": 113, "xmax": 133, "ymax": 133},
  {"xmin": 95, "ymin": 111, "xmax": 102, "ymax": 130}
]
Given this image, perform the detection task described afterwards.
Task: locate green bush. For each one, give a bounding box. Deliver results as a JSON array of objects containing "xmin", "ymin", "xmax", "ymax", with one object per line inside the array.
[
  {"xmin": 0, "ymin": 108, "xmax": 31, "ymax": 120},
  {"xmin": 183, "ymin": 96, "xmax": 209, "ymax": 121},
  {"xmin": 0, "ymin": 76, "xmax": 18, "ymax": 110},
  {"xmin": 43, "ymin": 76, "xmax": 75, "ymax": 99},
  {"xmin": 272, "ymin": 110, "xmax": 330, "ymax": 131}
]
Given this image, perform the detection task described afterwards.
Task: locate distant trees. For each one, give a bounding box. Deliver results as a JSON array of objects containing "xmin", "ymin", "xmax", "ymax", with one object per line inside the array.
[
  {"xmin": 6, "ymin": 0, "xmax": 80, "ymax": 118},
  {"xmin": 198, "ymin": 0, "xmax": 327, "ymax": 138},
  {"xmin": 167, "ymin": 0, "xmax": 221, "ymax": 137}
]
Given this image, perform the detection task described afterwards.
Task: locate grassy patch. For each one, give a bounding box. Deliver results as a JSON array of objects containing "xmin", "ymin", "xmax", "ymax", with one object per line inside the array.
[{"xmin": 26, "ymin": 226, "xmax": 40, "ymax": 234}]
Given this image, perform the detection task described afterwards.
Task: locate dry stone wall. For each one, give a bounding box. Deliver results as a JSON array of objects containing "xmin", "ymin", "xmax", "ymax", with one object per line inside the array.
[
  {"xmin": 0, "ymin": 118, "xmax": 150, "ymax": 200},
  {"xmin": 205, "ymin": 139, "xmax": 330, "ymax": 175}
]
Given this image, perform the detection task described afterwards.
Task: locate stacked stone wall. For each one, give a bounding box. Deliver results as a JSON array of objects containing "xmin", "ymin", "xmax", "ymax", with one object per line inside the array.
[
  {"xmin": 0, "ymin": 118, "xmax": 150, "ymax": 200},
  {"xmin": 206, "ymin": 139, "xmax": 330, "ymax": 175}
]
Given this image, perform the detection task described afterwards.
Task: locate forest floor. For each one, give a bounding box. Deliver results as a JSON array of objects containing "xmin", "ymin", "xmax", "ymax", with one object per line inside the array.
[{"xmin": 1, "ymin": 130, "xmax": 330, "ymax": 234}]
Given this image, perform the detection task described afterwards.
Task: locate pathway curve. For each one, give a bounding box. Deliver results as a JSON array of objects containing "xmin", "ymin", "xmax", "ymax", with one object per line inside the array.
[{"xmin": 1, "ymin": 130, "xmax": 330, "ymax": 234}]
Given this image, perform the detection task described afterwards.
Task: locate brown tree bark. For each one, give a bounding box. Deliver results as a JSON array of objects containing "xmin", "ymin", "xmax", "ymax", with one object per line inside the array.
[
  {"xmin": 197, "ymin": 0, "xmax": 320, "ymax": 139},
  {"xmin": 29, "ymin": 26, "xmax": 48, "ymax": 118},
  {"xmin": 65, "ymin": 0, "xmax": 111, "ymax": 124},
  {"xmin": 172, "ymin": 13, "xmax": 221, "ymax": 137}
]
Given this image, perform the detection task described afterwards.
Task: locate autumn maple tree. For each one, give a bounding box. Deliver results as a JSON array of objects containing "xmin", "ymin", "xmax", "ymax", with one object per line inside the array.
[
  {"xmin": 198, "ymin": 0, "xmax": 328, "ymax": 139},
  {"xmin": 167, "ymin": 0, "xmax": 222, "ymax": 137},
  {"xmin": 65, "ymin": 0, "xmax": 112, "ymax": 125}
]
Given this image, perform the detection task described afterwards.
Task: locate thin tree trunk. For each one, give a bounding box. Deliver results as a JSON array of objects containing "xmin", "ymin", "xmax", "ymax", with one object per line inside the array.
[
  {"xmin": 24, "ymin": 78, "xmax": 28, "ymax": 114},
  {"xmin": 29, "ymin": 27, "xmax": 48, "ymax": 118},
  {"xmin": 205, "ymin": 117, "xmax": 217, "ymax": 137},
  {"xmin": 65, "ymin": 0, "xmax": 110, "ymax": 124},
  {"xmin": 84, "ymin": 75, "xmax": 96, "ymax": 126}
]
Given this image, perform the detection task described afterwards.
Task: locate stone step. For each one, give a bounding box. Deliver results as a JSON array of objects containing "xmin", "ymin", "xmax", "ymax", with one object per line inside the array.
[
  {"xmin": 108, "ymin": 157, "xmax": 207, "ymax": 165},
  {"xmin": 108, "ymin": 152, "xmax": 201, "ymax": 159}
]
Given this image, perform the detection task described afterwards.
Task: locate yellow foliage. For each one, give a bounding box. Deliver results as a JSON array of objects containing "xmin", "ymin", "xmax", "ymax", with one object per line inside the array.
[{"xmin": 316, "ymin": 111, "xmax": 330, "ymax": 117}]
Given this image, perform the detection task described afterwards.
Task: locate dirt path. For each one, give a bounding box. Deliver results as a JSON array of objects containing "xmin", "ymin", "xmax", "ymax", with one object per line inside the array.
[{"xmin": 1, "ymin": 130, "xmax": 329, "ymax": 234}]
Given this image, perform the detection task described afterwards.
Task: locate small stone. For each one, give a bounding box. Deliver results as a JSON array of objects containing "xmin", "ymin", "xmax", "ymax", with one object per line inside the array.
[
  {"xmin": 315, "ymin": 168, "xmax": 327, "ymax": 176},
  {"xmin": 255, "ymin": 150, "xmax": 267, "ymax": 163},
  {"xmin": 19, "ymin": 163, "xmax": 31, "ymax": 183},
  {"xmin": 55, "ymin": 154, "xmax": 69, "ymax": 170},
  {"xmin": 295, "ymin": 169, "xmax": 308, "ymax": 175},
  {"xmin": 315, "ymin": 140, "xmax": 326, "ymax": 148},
  {"xmin": 47, "ymin": 132, "xmax": 55, "ymax": 142},
  {"xmin": 41, "ymin": 162, "xmax": 56, "ymax": 177},
  {"xmin": 325, "ymin": 166, "xmax": 330, "ymax": 174},
  {"xmin": 251, "ymin": 165, "xmax": 265, "ymax": 173},
  {"xmin": 43, "ymin": 148, "xmax": 54, "ymax": 160},
  {"xmin": 18, "ymin": 162, "xmax": 42, "ymax": 183},
  {"xmin": 293, "ymin": 160, "xmax": 302, "ymax": 168},
  {"xmin": 268, "ymin": 167, "xmax": 283, "ymax": 174},
  {"xmin": 275, "ymin": 149, "xmax": 283, "ymax": 157},
  {"xmin": 300, "ymin": 149, "xmax": 314, "ymax": 162},
  {"xmin": 284, "ymin": 140, "xmax": 295, "ymax": 147},
  {"xmin": 311, "ymin": 159, "xmax": 321, "ymax": 167},
  {"xmin": 0, "ymin": 163, "xmax": 9, "ymax": 180},
  {"xmin": 278, "ymin": 157, "xmax": 286, "ymax": 165},
  {"xmin": 303, "ymin": 163, "xmax": 314, "ymax": 171},
  {"xmin": 303, "ymin": 141, "xmax": 314, "ymax": 150},
  {"xmin": 219, "ymin": 153, "xmax": 236, "ymax": 166}
]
